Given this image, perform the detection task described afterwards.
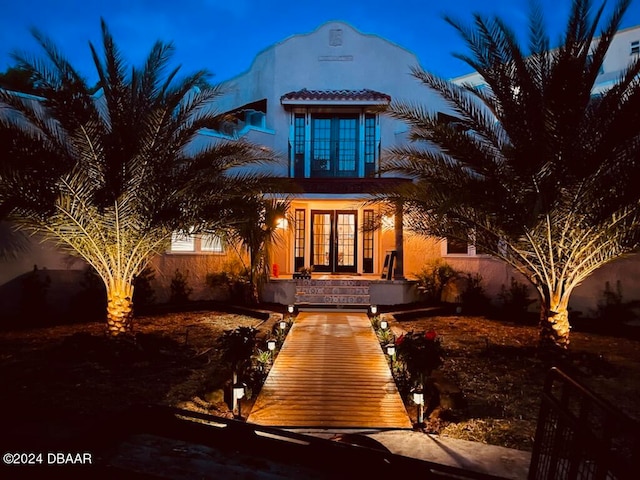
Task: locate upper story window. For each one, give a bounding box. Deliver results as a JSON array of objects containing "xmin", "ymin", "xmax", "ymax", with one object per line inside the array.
[
  {"xmin": 291, "ymin": 111, "xmax": 377, "ymax": 178},
  {"xmin": 281, "ymin": 89, "xmax": 390, "ymax": 179},
  {"xmin": 311, "ymin": 115, "xmax": 358, "ymax": 177},
  {"xmin": 364, "ymin": 114, "xmax": 376, "ymax": 176},
  {"xmin": 631, "ymin": 40, "xmax": 640, "ymax": 55}
]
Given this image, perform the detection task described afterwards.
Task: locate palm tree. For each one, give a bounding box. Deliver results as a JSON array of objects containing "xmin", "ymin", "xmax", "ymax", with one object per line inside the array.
[
  {"xmin": 384, "ymin": 0, "xmax": 640, "ymax": 350},
  {"xmin": 226, "ymin": 197, "xmax": 291, "ymax": 304},
  {"xmin": 0, "ymin": 20, "xmax": 274, "ymax": 336}
]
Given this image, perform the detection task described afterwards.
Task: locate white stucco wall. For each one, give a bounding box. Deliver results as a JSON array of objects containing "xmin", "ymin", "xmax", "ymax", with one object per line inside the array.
[{"xmin": 212, "ymin": 21, "xmax": 450, "ymax": 177}]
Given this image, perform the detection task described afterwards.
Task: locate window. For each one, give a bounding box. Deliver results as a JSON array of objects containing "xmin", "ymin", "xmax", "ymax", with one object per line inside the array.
[
  {"xmin": 171, "ymin": 231, "xmax": 195, "ymax": 252},
  {"xmin": 631, "ymin": 40, "xmax": 639, "ymax": 55},
  {"xmin": 294, "ymin": 209, "xmax": 305, "ymax": 272},
  {"xmin": 310, "ymin": 114, "xmax": 358, "ymax": 177},
  {"xmin": 445, "ymin": 237, "xmax": 469, "ymax": 255},
  {"xmin": 364, "ymin": 115, "xmax": 376, "ymax": 176},
  {"xmin": 444, "ymin": 232, "xmax": 487, "ymax": 256},
  {"xmin": 291, "ymin": 111, "xmax": 380, "ymax": 178},
  {"xmin": 363, "ymin": 210, "xmax": 374, "ymax": 273},
  {"xmin": 201, "ymin": 234, "xmax": 224, "ymax": 253},
  {"xmin": 293, "ymin": 114, "xmax": 305, "ymax": 177},
  {"xmin": 587, "ymin": 54, "xmax": 605, "ymax": 74},
  {"xmin": 170, "ymin": 231, "xmax": 224, "ymax": 253}
]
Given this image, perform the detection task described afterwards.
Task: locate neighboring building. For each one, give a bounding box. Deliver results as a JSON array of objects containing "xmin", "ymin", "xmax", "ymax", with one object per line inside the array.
[{"xmin": 2, "ymin": 21, "xmax": 640, "ymax": 315}]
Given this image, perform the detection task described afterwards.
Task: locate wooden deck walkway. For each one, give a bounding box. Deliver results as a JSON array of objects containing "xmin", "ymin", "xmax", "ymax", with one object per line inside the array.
[{"xmin": 247, "ymin": 312, "xmax": 412, "ymax": 429}]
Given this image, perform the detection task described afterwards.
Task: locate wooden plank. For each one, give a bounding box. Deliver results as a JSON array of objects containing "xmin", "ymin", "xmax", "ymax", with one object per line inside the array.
[{"xmin": 247, "ymin": 312, "xmax": 412, "ymax": 429}]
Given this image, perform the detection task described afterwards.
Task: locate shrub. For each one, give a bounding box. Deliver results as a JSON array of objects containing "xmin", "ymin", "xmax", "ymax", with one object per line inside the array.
[
  {"xmin": 415, "ymin": 260, "xmax": 459, "ymax": 303},
  {"xmin": 593, "ymin": 281, "xmax": 636, "ymax": 324},
  {"xmin": 170, "ymin": 269, "xmax": 192, "ymax": 305},
  {"xmin": 20, "ymin": 265, "xmax": 51, "ymax": 322},
  {"xmin": 498, "ymin": 277, "xmax": 535, "ymax": 321},
  {"xmin": 68, "ymin": 267, "xmax": 106, "ymax": 322},
  {"xmin": 133, "ymin": 266, "xmax": 156, "ymax": 310},
  {"xmin": 216, "ymin": 326, "xmax": 259, "ymax": 380},
  {"xmin": 395, "ymin": 330, "xmax": 444, "ymax": 382},
  {"xmin": 459, "ymin": 273, "xmax": 491, "ymax": 315},
  {"xmin": 206, "ymin": 260, "xmax": 251, "ymax": 302}
]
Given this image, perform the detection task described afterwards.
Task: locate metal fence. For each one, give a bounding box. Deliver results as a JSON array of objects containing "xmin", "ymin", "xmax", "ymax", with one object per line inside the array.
[{"xmin": 528, "ymin": 367, "xmax": 640, "ymax": 480}]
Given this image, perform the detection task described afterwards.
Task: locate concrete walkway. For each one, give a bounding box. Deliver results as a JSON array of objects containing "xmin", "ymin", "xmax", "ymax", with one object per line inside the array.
[{"xmin": 247, "ymin": 311, "xmax": 412, "ymax": 429}]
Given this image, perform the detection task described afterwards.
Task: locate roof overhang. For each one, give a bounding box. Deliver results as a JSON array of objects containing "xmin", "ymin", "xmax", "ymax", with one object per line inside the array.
[{"xmin": 281, "ymin": 89, "xmax": 391, "ymax": 107}]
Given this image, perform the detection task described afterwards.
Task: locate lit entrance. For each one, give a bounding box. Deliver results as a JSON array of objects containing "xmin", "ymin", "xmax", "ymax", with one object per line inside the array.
[{"xmin": 311, "ymin": 210, "xmax": 357, "ymax": 273}]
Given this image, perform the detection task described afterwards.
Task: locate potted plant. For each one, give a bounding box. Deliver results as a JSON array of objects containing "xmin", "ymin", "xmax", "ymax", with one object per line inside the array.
[{"xmin": 294, "ymin": 266, "xmax": 313, "ymax": 280}]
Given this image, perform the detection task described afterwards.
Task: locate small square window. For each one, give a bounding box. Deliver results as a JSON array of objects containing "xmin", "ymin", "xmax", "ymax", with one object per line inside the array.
[{"xmin": 631, "ymin": 40, "xmax": 639, "ymax": 55}]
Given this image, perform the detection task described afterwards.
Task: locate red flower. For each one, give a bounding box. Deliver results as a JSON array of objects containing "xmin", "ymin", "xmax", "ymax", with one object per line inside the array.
[
  {"xmin": 425, "ymin": 330, "xmax": 437, "ymax": 341},
  {"xmin": 395, "ymin": 334, "xmax": 405, "ymax": 345}
]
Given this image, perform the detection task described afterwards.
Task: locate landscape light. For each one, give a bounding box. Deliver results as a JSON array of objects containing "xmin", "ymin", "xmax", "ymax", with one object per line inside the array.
[
  {"xmin": 233, "ymin": 382, "xmax": 247, "ymax": 420},
  {"xmin": 411, "ymin": 386, "xmax": 425, "ymax": 427}
]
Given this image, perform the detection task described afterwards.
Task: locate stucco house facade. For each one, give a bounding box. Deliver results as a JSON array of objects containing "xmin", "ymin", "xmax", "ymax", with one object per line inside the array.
[
  {"xmin": 153, "ymin": 21, "xmax": 640, "ymax": 313},
  {"xmin": 2, "ymin": 21, "xmax": 640, "ymax": 316}
]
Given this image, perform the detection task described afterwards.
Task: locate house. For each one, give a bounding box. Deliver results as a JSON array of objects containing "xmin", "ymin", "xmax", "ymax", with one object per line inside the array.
[
  {"xmin": 2, "ymin": 21, "xmax": 640, "ymax": 317},
  {"xmin": 151, "ymin": 21, "xmax": 640, "ymax": 314}
]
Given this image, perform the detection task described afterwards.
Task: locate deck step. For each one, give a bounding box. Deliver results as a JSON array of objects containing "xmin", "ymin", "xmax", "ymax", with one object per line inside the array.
[
  {"xmin": 295, "ymin": 279, "xmax": 370, "ymax": 308},
  {"xmin": 295, "ymin": 279, "xmax": 371, "ymax": 287}
]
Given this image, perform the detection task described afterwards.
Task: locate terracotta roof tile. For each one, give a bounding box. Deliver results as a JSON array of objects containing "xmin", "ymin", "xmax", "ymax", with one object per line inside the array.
[{"xmin": 281, "ymin": 88, "xmax": 391, "ymax": 103}]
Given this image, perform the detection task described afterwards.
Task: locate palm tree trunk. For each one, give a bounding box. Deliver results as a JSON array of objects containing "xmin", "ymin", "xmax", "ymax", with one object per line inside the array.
[
  {"xmin": 106, "ymin": 281, "xmax": 134, "ymax": 337},
  {"xmin": 539, "ymin": 292, "xmax": 571, "ymax": 351}
]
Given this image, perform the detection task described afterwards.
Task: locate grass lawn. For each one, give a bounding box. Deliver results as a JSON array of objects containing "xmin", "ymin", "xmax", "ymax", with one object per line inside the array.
[{"xmin": 1, "ymin": 309, "xmax": 638, "ymax": 455}]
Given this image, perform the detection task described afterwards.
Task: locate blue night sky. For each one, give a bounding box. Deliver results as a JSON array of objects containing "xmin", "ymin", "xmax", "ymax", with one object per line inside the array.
[{"xmin": 1, "ymin": 0, "xmax": 640, "ymax": 84}]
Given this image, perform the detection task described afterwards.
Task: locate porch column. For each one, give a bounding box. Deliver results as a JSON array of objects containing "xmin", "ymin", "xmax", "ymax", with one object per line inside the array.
[{"xmin": 393, "ymin": 200, "xmax": 405, "ymax": 280}]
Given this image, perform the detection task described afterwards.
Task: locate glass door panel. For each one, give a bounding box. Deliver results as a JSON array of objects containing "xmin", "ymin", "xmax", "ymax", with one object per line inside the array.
[
  {"xmin": 311, "ymin": 210, "xmax": 357, "ymax": 273},
  {"xmin": 312, "ymin": 212, "xmax": 332, "ymax": 272},
  {"xmin": 335, "ymin": 212, "xmax": 356, "ymax": 272}
]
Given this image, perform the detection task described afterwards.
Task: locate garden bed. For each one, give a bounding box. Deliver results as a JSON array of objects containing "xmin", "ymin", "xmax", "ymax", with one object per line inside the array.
[{"xmin": 1, "ymin": 309, "xmax": 638, "ymax": 454}]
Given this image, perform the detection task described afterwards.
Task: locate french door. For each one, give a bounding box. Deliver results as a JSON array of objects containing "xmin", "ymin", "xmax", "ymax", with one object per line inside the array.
[{"xmin": 311, "ymin": 210, "xmax": 357, "ymax": 273}]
